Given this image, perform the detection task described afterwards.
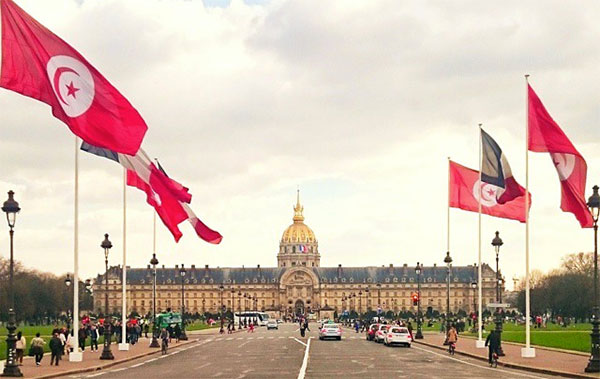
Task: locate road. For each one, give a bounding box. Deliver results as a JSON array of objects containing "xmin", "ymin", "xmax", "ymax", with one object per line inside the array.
[{"xmin": 64, "ymin": 323, "xmax": 561, "ymax": 378}]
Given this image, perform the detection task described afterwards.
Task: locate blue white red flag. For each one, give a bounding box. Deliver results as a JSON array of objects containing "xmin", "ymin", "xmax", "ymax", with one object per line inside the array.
[{"xmin": 480, "ymin": 129, "xmax": 525, "ymax": 204}]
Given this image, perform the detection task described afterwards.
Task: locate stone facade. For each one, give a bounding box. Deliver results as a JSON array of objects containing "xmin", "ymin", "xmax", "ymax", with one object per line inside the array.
[{"xmin": 93, "ymin": 192, "xmax": 500, "ymax": 318}]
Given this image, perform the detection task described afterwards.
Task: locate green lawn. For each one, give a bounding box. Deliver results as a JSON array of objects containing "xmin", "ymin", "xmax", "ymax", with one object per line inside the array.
[{"xmin": 186, "ymin": 321, "xmax": 219, "ymax": 331}]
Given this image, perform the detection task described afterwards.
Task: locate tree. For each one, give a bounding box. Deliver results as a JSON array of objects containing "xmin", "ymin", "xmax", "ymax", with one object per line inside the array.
[{"xmin": 561, "ymin": 252, "xmax": 595, "ymax": 277}]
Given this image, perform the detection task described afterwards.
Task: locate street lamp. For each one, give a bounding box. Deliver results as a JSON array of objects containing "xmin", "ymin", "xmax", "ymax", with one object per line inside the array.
[
  {"xmin": 179, "ymin": 265, "xmax": 188, "ymax": 341},
  {"xmin": 358, "ymin": 290, "xmax": 363, "ymax": 318},
  {"xmin": 491, "ymin": 231, "xmax": 505, "ymax": 356},
  {"xmin": 415, "ymin": 262, "xmax": 423, "ymax": 339},
  {"xmin": 470, "ymin": 280, "xmax": 478, "ymax": 332},
  {"xmin": 443, "ymin": 251, "xmax": 452, "ymax": 345},
  {"xmin": 237, "ymin": 290, "xmax": 242, "ymax": 329},
  {"xmin": 586, "ymin": 185, "xmax": 600, "ymax": 373},
  {"xmin": 149, "ymin": 253, "xmax": 160, "ymax": 348},
  {"xmin": 2, "ymin": 190, "xmax": 22, "ymax": 377},
  {"xmin": 100, "ymin": 234, "xmax": 114, "ymax": 360},
  {"xmin": 219, "ymin": 284, "xmax": 224, "ymax": 332},
  {"xmin": 376, "ymin": 283, "xmax": 382, "ymax": 322},
  {"xmin": 64, "ymin": 274, "xmax": 72, "ymax": 335}
]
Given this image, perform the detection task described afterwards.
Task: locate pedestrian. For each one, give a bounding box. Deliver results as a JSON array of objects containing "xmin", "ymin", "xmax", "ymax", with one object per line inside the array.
[
  {"xmin": 50, "ymin": 332, "xmax": 62, "ymax": 366},
  {"xmin": 248, "ymin": 322, "xmax": 255, "ymax": 333},
  {"xmin": 31, "ymin": 332, "xmax": 46, "ymax": 366},
  {"xmin": 15, "ymin": 331, "xmax": 26, "ymax": 366},
  {"xmin": 78, "ymin": 325, "xmax": 87, "ymax": 352},
  {"xmin": 144, "ymin": 323, "xmax": 149, "ymax": 338},
  {"xmin": 304, "ymin": 318, "xmax": 310, "ymax": 333},
  {"xmin": 447, "ymin": 325, "xmax": 458, "ymax": 346},
  {"xmin": 90, "ymin": 325, "xmax": 99, "ymax": 351},
  {"xmin": 174, "ymin": 324, "xmax": 182, "ymax": 342},
  {"xmin": 300, "ymin": 322, "xmax": 306, "ymax": 337},
  {"xmin": 407, "ymin": 321, "xmax": 413, "ymax": 339},
  {"xmin": 58, "ymin": 329, "xmax": 66, "ymax": 359},
  {"xmin": 485, "ymin": 330, "xmax": 501, "ymax": 364}
]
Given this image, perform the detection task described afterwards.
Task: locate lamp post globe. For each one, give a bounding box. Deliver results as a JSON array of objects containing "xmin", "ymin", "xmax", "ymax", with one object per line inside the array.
[
  {"xmin": 491, "ymin": 231, "xmax": 505, "ymax": 356},
  {"xmin": 149, "ymin": 253, "xmax": 160, "ymax": 348},
  {"xmin": 100, "ymin": 234, "xmax": 114, "ymax": 360},
  {"xmin": 585, "ymin": 185, "xmax": 600, "ymax": 373},
  {"xmin": 2, "ymin": 190, "xmax": 22, "ymax": 377},
  {"xmin": 415, "ymin": 262, "xmax": 423, "ymax": 339}
]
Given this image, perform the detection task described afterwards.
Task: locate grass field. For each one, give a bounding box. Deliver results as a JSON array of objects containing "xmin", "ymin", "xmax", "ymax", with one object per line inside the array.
[{"xmin": 421, "ymin": 320, "xmax": 592, "ymax": 353}]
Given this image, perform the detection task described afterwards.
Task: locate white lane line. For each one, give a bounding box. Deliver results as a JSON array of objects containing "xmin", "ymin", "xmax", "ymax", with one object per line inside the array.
[
  {"xmin": 257, "ymin": 336, "xmax": 264, "ymax": 339},
  {"xmin": 145, "ymin": 358, "xmax": 158, "ymax": 363},
  {"xmin": 237, "ymin": 337, "xmax": 243, "ymax": 340},
  {"xmin": 411, "ymin": 345, "xmax": 547, "ymax": 379},
  {"xmin": 247, "ymin": 337, "xmax": 254, "ymax": 340},
  {"xmin": 238, "ymin": 340, "xmax": 251, "ymax": 348},
  {"xmin": 279, "ymin": 336, "xmax": 285, "ymax": 339},
  {"xmin": 297, "ymin": 337, "xmax": 312, "ymax": 379},
  {"xmin": 293, "ymin": 338, "xmax": 307, "ymax": 347},
  {"xmin": 130, "ymin": 362, "xmax": 147, "ymax": 368},
  {"xmin": 86, "ymin": 373, "xmax": 106, "ymax": 378},
  {"xmin": 268, "ymin": 337, "xmax": 274, "ymax": 339},
  {"xmin": 111, "ymin": 368, "xmax": 128, "ymax": 372}
]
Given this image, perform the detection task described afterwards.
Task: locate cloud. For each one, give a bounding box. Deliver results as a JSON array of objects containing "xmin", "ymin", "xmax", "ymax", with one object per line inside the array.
[{"xmin": 0, "ymin": 0, "xmax": 598, "ymax": 289}]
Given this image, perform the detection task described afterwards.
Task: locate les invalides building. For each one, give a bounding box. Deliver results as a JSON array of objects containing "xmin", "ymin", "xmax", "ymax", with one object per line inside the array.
[{"xmin": 93, "ymin": 192, "xmax": 499, "ymax": 319}]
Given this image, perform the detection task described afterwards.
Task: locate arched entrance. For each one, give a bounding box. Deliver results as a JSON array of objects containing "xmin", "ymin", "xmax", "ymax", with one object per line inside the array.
[{"xmin": 294, "ymin": 300, "xmax": 305, "ymax": 316}]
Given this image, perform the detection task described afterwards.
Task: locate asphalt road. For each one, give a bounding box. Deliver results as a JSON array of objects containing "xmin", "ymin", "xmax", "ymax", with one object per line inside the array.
[{"xmin": 64, "ymin": 324, "xmax": 561, "ymax": 379}]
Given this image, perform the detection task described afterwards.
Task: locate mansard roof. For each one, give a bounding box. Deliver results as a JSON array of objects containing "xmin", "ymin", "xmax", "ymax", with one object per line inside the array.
[{"xmin": 97, "ymin": 263, "xmax": 493, "ymax": 285}]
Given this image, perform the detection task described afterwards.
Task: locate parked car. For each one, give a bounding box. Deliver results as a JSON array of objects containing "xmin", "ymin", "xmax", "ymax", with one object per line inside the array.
[
  {"xmin": 374, "ymin": 324, "xmax": 390, "ymax": 343},
  {"xmin": 366, "ymin": 323, "xmax": 379, "ymax": 341},
  {"xmin": 319, "ymin": 323, "xmax": 342, "ymax": 340},
  {"xmin": 266, "ymin": 320, "xmax": 278, "ymax": 330},
  {"xmin": 384, "ymin": 326, "xmax": 412, "ymax": 347}
]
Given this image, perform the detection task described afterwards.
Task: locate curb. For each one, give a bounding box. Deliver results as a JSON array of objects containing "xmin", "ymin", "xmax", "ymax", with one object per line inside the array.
[
  {"xmin": 414, "ymin": 339, "xmax": 596, "ymax": 379},
  {"xmin": 31, "ymin": 338, "xmax": 198, "ymax": 379}
]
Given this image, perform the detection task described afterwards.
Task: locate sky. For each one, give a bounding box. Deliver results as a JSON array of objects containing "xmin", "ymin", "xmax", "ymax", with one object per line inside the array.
[{"xmin": 0, "ymin": 0, "xmax": 598, "ymax": 290}]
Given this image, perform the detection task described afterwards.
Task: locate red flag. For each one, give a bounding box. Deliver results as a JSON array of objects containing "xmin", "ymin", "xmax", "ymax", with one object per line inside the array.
[
  {"xmin": 0, "ymin": 0, "xmax": 147, "ymax": 155},
  {"xmin": 449, "ymin": 160, "xmax": 530, "ymax": 222},
  {"xmin": 527, "ymin": 84, "xmax": 593, "ymax": 228}
]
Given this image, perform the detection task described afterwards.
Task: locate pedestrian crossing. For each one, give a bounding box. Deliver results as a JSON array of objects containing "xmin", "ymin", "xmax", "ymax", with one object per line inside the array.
[{"xmin": 203, "ymin": 333, "xmax": 365, "ymax": 342}]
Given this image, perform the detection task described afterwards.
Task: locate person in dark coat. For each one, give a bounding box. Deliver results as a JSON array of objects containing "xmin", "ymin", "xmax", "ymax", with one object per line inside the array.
[
  {"xmin": 485, "ymin": 330, "xmax": 501, "ymax": 363},
  {"xmin": 78, "ymin": 326, "xmax": 87, "ymax": 352},
  {"xmin": 49, "ymin": 333, "xmax": 62, "ymax": 366}
]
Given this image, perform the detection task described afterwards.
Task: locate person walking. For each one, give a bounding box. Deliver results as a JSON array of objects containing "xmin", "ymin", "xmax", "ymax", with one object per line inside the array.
[
  {"xmin": 485, "ymin": 330, "xmax": 501, "ymax": 364},
  {"xmin": 49, "ymin": 332, "xmax": 62, "ymax": 366},
  {"xmin": 90, "ymin": 324, "xmax": 99, "ymax": 351},
  {"xmin": 447, "ymin": 325, "xmax": 458, "ymax": 353},
  {"xmin": 15, "ymin": 331, "xmax": 26, "ymax": 366},
  {"xmin": 31, "ymin": 332, "xmax": 46, "ymax": 366},
  {"xmin": 78, "ymin": 325, "xmax": 87, "ymax": 352},
  {"xmin": 300, "ymin": 321, "xmax": 306, "ymax": 337}
]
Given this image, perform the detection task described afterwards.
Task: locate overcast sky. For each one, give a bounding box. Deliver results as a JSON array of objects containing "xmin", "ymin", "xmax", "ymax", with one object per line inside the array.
[{"xmin": 0, "ymin": 0, "xmax": 598, "ymax": 289}]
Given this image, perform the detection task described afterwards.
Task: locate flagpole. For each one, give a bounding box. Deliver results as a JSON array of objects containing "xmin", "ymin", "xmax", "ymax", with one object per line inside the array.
[
  {"xmin": 447, "ymin": 157, "xmax": 451, "ymax": 256},
  {"xmin": 521, "ymin": 74, "xmax": 535, "ymax": 358},
  {"xmin": 70, "ymin": 137, "xmax": 82, "ymax": 361},
  {"xmin": 476, "ymin": 124, "xmax": 485, "ymax": 348},
  {"xmin": 119, "ymin": 168, "xmax": 129, "ymax": 350}
]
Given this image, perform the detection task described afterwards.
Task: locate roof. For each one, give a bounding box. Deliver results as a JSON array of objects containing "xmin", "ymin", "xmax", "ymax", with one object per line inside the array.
[{"xmin": 97, "ymin": 264, "xmax": 492, "ymax": 285}]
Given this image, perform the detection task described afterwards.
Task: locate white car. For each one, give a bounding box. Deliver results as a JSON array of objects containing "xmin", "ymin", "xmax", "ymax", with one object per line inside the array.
[
  {"xmin": 384, "ymin": 326, "xmax": 412, "ymax": 347},
  {"xmin": 319, "ymin": 323, "xmax": 342, "ymax": 340},
  {"xmin": 375, "ymin": 324, "xmax": 390, "ymax": 343},
  {"xmin": 266, "ymin": 320, "xmax": 278, "ymax": 330}
]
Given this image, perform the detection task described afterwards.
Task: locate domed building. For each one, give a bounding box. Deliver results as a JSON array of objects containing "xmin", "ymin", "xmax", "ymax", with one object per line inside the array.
[{"xmin": 94, "ymin": 192, "xmax": 500, "ymax": 320}]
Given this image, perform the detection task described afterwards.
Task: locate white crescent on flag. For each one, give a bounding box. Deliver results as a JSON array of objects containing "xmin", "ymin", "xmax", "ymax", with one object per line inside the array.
[
  {"xmin": 472, "ymin": 180, "xmax": 498, "ymax": 207},
  {"xmin": 46, "ymin": 55, "xmax": 94, "ymax": 117},
  {"xmin": 551, "ymin": 152, "xmax": 576, "ymax": 181}
]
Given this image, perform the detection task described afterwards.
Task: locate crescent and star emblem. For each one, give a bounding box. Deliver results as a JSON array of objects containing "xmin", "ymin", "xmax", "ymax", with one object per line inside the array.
[
  {"xmin": 472, "ymin": 180, "xmax": 498, "ymax": 207},
  {"xmin": 46, "ymin": 55, "xmax": 94, "ymax": 118},
  {"xmin": 551, "ymin": 153, "xmax": 576, "ymax": 181}
]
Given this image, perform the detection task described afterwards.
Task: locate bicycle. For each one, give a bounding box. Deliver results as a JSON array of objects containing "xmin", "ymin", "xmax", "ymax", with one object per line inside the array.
[
  {"xmin": 161, "ymin": 338, "xmax": 168, "ymax": 355},
  {"xmin": 448, "ymin": 342, "xmax": 456, "ymax": 355},
  {"xmin": 489, "ymin": 352, "xmax": 498, "ymax": 368}
]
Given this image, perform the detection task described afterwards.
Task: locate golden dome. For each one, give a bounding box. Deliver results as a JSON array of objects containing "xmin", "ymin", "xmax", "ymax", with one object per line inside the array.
[{"xmin": 281, "ymin": 190, "xmax": 317, "ymax": 244}]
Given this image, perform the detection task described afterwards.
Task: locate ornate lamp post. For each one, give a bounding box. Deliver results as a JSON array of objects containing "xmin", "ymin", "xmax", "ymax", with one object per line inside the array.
[
  {"xmin": 237, "ymin": 290, "xmax": 242, "ymax": 329},
  {"xmin": 202, "ymin": 299, "xmax": 206, "ymax": 315},
  {"xmin": 415, "ymin": 262, "xmax": 423, "ymax": 339},
  {"xmin": 491, "ymin": 231, "xmax": 505, "ymax": 356},
  {"xmin": 2, "ymin": 190, "xmax": 22, "ymax": 377},
  {"xmin": 149, "ymin": 253, "xmax": 160, "ymax": 348},
  {"xmin": 443, "ymin": 251, "xmax": 452, "ymax": 345},
  {"xmin": 65, "ymin": 274, "xmax": 72, "ymax": 334},
  {"xmin": 470, "ymin": 280, "xmax": 477, "ymax": 332},
  {"xmin": 179, "ymin": 265, "xmax": 188, "ymax": 341},
  {"xmin": 100, "ymin": 234, "xmax": 114, "ymax": 360},
  {"xmin": 365, "ymin": 287, "xmax": 370, "ymax": 313},
  {"xmin": 230, "ymin": 287, "xmax": 234, "ymax": 314},
  {"xmin": 376, "ymin": 283, "xmax": 382, "ymax": 322},
  {"xmin": 586, "ymin": 185, "xmax": 600, "ymax": 373},
  {"xmin": 358, "ymin": 290, "xmax": 363, "ymax": 317}
]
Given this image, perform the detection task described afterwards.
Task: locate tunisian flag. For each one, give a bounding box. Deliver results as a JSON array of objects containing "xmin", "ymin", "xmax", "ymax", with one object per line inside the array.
[
  {"xmin": 449, "ymin": 160, "xmax": 530, "ymax": 222},
  {"xmin": 0, "ymin": 0, "xmax": 147, "ymax": 155},
  {"xmin": 528, "ymin": 84, "xmax": 593, "ymax": 228}
]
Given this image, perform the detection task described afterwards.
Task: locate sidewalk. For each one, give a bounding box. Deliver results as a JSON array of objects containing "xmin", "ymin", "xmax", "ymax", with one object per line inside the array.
[
  {"xmin": 416, "ymin": 332, "xmax": 595, "ymax": 378},
  {"xmin": 5, "ymin": 332, "xmax": 215, "ymax": 379}
]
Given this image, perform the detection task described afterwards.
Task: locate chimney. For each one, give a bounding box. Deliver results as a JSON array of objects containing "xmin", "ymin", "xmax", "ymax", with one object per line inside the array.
[
  {"xmin": 162, "ymin": 264, "xmax": 165, "ymax": 268},
  {"xmin": 147, "ymin": 264, "xmax": 150, "ymax": 269},
  {"xmin": 388, "ymin": 264, "xmax": 393, "ymax": 275},
  {"xmin": 433, "ymin": 263, "xmax": 437, "ymax": 267},
  {"xmin": 204, "ymin": 264, "xmax": 210, "ymax": 277},
  {"xmin": 337, "ymin": 264, "xmax": 342, "ymax": 277},
  {"xmin": 175, "ymin": 264, "xmax": 179, "ymax": 269},
  {"xmin": 191, "ymin": 264, "xmax": 195, "ymax": 269}
]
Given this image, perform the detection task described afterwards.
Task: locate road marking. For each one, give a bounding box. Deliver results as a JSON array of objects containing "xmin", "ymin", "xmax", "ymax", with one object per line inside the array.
[
  {"xmin": 86, "ymin": 373, "xmax": 106, "ymax": 378},
  {"xmin": 238, "ymin": 340, "xmax": 251, "ymax": 348},
  {"xmin": 237, "ymin": 337, "xmax": 243, "ymax": 340},
  {"xmin": 145, "ymin": 358, "xmax": 158, "ymax": 363},
  {"xmin": 293, "ymin": 338, "xmax": 307, "ymax": 347},
  {"xmin": 279, "ymin": 336, "xmax": 285, "ymax": 339},
  {"xmin": 257, "ymin": 336, "xmax": 264, "ymax": 339},
  {"xmin": 226, "ymin": 337, "xmax": 233, "ymax": 340},
  {"xmin": 411, "ymin": 345, "xmax": 548, "ymax": 379},
  {"xmin": 130, "ymin": 361, "xmax": 147, "ymax": 368},
  {"xmin": 268, "ymin": 336, "xmax": 274, "ymax": 339},
  {"xmin": 297, "ymin": 337, "xmax": 312, "ymax": 379},
  {"xmin": 111, "ymin": 368, "xmax": 128, "ymax": 372}
]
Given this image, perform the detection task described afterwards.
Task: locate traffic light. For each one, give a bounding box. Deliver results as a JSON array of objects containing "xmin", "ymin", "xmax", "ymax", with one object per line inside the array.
[{"xmin": 411, "ymin": 293, "xmax": 419, "ymax": 306}]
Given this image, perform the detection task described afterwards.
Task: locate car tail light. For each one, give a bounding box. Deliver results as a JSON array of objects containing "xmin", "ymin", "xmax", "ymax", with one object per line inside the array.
[
  {"xmin": 388, "ymin": 334, "xmax": 392, "ymax": 338},
  {"xmin": 321, "ymin": 329, "xmax": 326, "ymax": 333}
]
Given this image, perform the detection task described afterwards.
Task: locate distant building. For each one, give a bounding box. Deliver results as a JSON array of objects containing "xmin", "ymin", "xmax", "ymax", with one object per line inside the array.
[{"xmin": 93, "ymin": 192, "xmax": 500, "ymax": 319}]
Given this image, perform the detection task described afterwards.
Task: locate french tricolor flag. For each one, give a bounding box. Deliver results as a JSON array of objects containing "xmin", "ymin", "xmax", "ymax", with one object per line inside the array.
[
  {"xmin": 481, "ymin": 129, "xmax": 526, "ymax": 204},
  {"xmin": 298, "ymin": 245, "xmax": 307, "ymax": 253}
]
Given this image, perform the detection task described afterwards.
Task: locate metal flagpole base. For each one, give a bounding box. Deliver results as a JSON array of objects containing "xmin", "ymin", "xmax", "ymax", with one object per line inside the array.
[
  {"xmin": 149, "ymin": 337, "xmax": 160, "ymax": 348},
  {"xmin": 475, "ymin": 340, "xmax": 485, "ymax": 348},
  {"xmin": 118, "ymin": 343, "xmax": 129, "ymax": 351},
  {"xmin": 69, "ymin": 352, "xmax": 83, "ymax": 362},
  {"xmin": 521, "ymin": 347, "xmax": 536, "ymax": 358}
]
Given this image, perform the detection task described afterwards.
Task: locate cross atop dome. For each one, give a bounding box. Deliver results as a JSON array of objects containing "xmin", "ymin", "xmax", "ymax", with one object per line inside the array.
[{"xmin": 293, "ymin": 188, "xmax": 304, "ymax": 222}]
